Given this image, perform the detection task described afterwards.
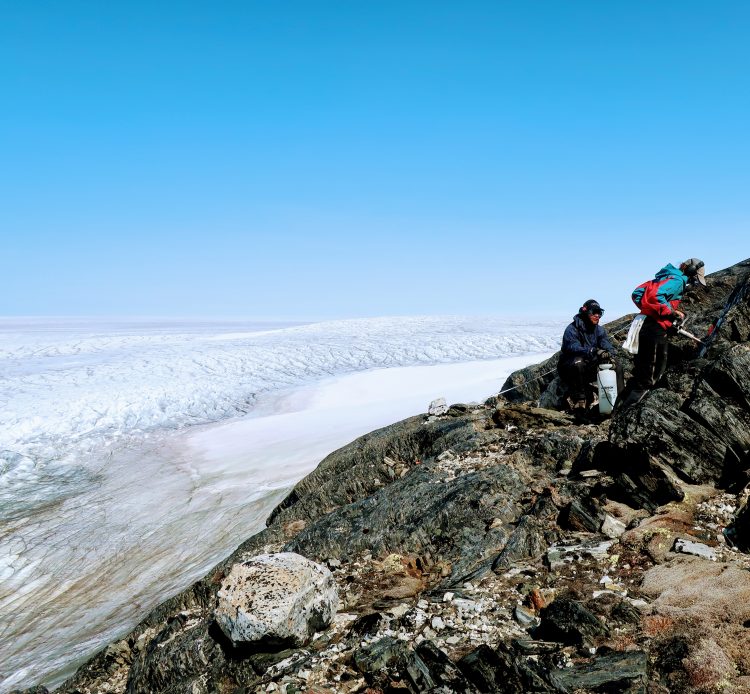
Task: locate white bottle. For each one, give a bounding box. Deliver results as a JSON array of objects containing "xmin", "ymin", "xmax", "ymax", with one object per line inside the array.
[{"xmin": 597, "ymin": 364, "xmax": 618, "ymax": 415}]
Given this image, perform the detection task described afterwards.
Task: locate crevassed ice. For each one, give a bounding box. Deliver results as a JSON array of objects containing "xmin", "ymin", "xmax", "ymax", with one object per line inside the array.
[{"xmin": 0, "ymin": 316, "xmax": 562, "ymax": 507}]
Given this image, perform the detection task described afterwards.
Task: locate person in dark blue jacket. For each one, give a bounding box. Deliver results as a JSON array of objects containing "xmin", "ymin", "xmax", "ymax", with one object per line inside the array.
[{"xmin": 557, "ymin": 299, "xmax": 621, "ymax": 411}]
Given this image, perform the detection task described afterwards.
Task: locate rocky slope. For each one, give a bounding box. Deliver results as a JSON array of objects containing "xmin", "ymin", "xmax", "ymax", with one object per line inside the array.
[{"xmin": 16, "ymin": 258, "xmax": 750, "ymax": 694}]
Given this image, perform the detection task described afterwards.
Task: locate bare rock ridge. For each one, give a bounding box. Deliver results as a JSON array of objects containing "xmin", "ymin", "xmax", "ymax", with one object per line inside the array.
[{"xmin": 18, "ymin": 258, "xmax": 750, "ymax": 694}]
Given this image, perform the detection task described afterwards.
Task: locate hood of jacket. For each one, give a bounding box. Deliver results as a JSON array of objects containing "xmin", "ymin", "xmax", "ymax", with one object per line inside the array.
[
  {"xmin": 655, "ymin": 263, "xmax": 687, "ymax": 282},
  {"xmin": 573, "ymin": 314, "xmax": 595, "ymax": 332}
]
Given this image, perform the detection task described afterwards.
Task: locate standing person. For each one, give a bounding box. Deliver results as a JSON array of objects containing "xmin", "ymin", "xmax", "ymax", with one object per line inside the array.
[
  {"xmin": 558, "ymin": 299, "xmax": 621, "ymax": 415},
  {"xmin": 618, "ymin": 258, "xmax": 706, "ymax": 408}
]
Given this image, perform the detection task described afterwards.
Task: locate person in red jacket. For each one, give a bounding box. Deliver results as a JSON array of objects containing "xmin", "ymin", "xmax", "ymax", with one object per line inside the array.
[{"xmin": 618, "ymin": 258, "xmax": 706, "ymax": 409}]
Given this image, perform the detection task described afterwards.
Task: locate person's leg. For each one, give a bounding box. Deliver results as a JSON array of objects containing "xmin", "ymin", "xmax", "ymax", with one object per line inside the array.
[
  {"xmin": 652, "ymin": 332, "xmax": 669, "ymax": 386},
  {"xmin": 613, "ymin": 361, "xmax": 625, "ymax": 395},
  {"xmin": 583, "ymin": 362, "xmax": 599, "ymax": 406},
  {"xmin": 558, "ymin": 358, "xmax": 587, "ymax": 403},
  {"xmin": 616, "ymin": 318, "xmax": 662, "ymax": 410},
  {"xmin": 632, "ymin": 320, "xmax": 659, "ymax": 391}
]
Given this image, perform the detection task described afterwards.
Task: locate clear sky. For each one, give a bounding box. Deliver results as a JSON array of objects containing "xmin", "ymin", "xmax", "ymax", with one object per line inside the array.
[{"xmin": 2, "ymin": 2, "xmax": 747, "ymax": 320}]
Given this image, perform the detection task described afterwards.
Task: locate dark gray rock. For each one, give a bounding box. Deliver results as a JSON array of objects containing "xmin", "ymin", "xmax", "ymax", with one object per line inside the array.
[
  {"xmin": 348, "ymin": 612, "xmax": 386, "ymax": 638},
  {"xmin": 538, "ymin": 375, "xmax": 568, "ymax": 411},
  {"xmin": 458, "ymin": 643, "xmax": 554, "ymax": 693},
  {"xmin": 610, "ymin": 389, "xmax": 727, "ymax": 484},
  {"xmin": 533, "ymin": 597, "xmax": 609, "ymax": 648},
  {"xmin": 284, "ymin": 460, "xmax": 528, "ymax": 584},
  {"xmin": 547, "ymin": 649, "xmax": 648, "ymax": 693},
  {"xmin": 591, "ymin": 442, "xmax": 684, "ymax": 512},
  {"xmin": 725, "ymin": 498, "xmax": 750, "ymax": 553},
  {"xmin": 499, "ymin": 354, "xmax": 559, "ymax": 404},
  {"xmin": 561, "ymin": 497, "xmax": 605, "ymax": 533},
  {"xmin": 609, "ymin": 598, "xmax": 643, "ymax": 626},
  {"xmin": 525, "ymin": 430, "xmax": 585, "ymax": 471},
  {"xmin": 126, "ymin": 619, "xmax": 257, "ymax": 694},
  {"xmin": 684, "ymin": 382, "xmax": 750, "ymax": 483},
  {"xmin": 353, "ymin": 635, "xmax": 408, "ymax": 675},
  {"xmin": 410, "ymin": 640, "xmax": 477, "ymax": 692},
  {"xmin": 267, "ymin": 412, "xmax": 491, "ymax": 530},
  {"xmin": 490, "ymin": 488, "xmax": 563, "ymax": 572}
]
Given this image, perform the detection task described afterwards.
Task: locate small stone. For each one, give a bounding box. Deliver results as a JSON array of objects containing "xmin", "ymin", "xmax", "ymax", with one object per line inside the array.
[
  {"xmin": 547, "ymin": 540, "xmax": 615, "ymax": 570},
  {"xmin": 431, "ymin": 616, "xmax": 445, "ymax": 631},
  {"xmin": 514, "ymin": 605, "xmax": 537, "ymax": 627},
  {"xmin": 386, "ymin": 603, "xmax": 410, "ymax": 619},
  {"xmin": 673, "ymin": 538, "xmax": 717, "ymax": 560},
  {"xmin": 446, "ymin": 635, "xmax": 461, "ymax": 645},
  {"xmin": 443, "ymin": 592, "xmax": 455, "ymax": 602},
  {"xmin": 529, "ymin": 588, "xmax": 546, "ymax": 611},
  {"xmin": 579, "ymin": 469, "xmax": 603, "ymax": 478},
  {"xmin": 417, "ymin": 599, "xmax": 429, "ymax": 610},
  {"xmin": 601, "ymin": 514, "xmax": 627, "ymax": 539}
]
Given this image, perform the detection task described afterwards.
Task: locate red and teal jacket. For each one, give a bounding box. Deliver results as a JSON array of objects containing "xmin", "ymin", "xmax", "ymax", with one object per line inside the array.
[{"xmin": 632, "ymin": 263, "xmax": 688, "ymax": 330}]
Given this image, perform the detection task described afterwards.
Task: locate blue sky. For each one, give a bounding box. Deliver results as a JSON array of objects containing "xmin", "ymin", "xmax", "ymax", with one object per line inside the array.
[{"xmin": 2, "ymin": 2, "xmax": 747, "ymax": 320}]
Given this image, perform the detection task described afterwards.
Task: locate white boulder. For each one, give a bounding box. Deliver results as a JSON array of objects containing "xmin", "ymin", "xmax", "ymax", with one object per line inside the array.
[
  {"xmin": 428, "ymin": 397, "xmax": 448, "ymax": 415},
  {"xmin": 214, "ymin": 552, "xmax": 338, "ymax": 647}
]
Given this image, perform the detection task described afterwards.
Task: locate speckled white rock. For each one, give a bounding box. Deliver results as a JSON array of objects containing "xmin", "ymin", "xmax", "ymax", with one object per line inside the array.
[
  {"xmin": 215, "ymin": 552, "xmax": 338, "ymax": 647},
  {"xmin": 428, "ymin": 397, "xmax": 448, "ymax": 415}
]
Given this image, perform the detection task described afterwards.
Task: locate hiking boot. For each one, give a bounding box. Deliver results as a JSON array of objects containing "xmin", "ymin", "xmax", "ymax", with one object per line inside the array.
[{"xmin": 571, "ymin": 398, "xmax": 588, "ymax": 423}]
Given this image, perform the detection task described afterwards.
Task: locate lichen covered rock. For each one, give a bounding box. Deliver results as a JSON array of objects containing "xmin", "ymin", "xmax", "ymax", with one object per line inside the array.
[{"xmin": 214, "ymin": 552, "xmax": 338, "ymax": 648}]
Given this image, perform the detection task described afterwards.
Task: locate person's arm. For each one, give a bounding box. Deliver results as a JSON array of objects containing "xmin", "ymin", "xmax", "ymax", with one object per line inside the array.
[{"xmin": 656, "ymin": 275, "xmax": 686, "ymax": 321}]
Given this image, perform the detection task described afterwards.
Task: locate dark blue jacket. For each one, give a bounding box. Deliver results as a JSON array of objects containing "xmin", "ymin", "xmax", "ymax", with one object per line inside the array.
[{"xmin": 559, "ymin": 315, "xmax": 614, "ymax": 367}]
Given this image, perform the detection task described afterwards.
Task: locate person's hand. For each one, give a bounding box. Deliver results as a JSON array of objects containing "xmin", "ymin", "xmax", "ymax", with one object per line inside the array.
[
  {"xmin": 674, "ymin": 310, "xmax": 685, "ymax": 321},
  {"xmin": 596, "ymin": 348, "xmax": 611, "ymax": 362}
]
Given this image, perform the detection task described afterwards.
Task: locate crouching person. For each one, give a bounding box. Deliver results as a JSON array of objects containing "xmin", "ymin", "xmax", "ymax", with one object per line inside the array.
[{"xmin": 558, "ymin": 299, "xmax": 623, "ymax": 416}]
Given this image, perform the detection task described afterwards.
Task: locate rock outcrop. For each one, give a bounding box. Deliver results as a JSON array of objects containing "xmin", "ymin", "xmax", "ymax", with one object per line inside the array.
[{"xmin": 18, "ymin": 258, "xmax": 750, "ymax": 694}]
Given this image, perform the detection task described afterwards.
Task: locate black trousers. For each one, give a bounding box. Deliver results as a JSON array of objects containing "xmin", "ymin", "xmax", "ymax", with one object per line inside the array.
[
  {"xmin": 558, "ymin": 358, "xmax": 624, "ymax": 402},
  {"xmin": 558, "ymin": 359, "xmax": 598, "ymax": 401},
  {"xmin": 631, "ymin": 317, "xmax": 669, "ymax": 390},
  {"xmin": 616, "ymin": 317, "xmax": 670, "ymax": 409}
]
